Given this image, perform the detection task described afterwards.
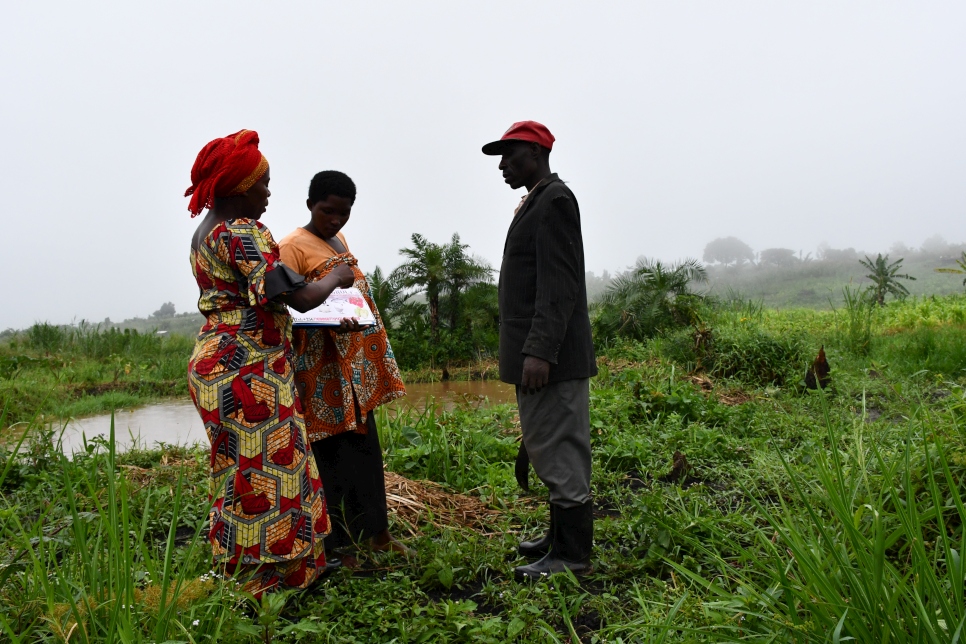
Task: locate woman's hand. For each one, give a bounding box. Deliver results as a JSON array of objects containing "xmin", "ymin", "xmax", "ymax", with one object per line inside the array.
[
  {"xmin": 330, "ymin": 264, "xmax": 355, "ymax": 289},
  {"xmin": 334, "ymin": 318, "xmax": 363, "ymax": 333},
  {"xmin": 278, "ymin": 264, "xmax": 356, "ymax": 313}
]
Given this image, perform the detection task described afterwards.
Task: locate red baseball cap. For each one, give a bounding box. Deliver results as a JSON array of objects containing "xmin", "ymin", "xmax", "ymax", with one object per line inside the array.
[{"xmin": 481, "ymin": 120, "xmax": 555, "ymax": 155}]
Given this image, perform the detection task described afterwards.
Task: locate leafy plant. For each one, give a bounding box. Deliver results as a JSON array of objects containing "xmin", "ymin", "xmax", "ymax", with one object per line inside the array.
[
  {"xmin": 934, "ymin": 250, "xmax": 966, "ymax": 290},
  {"xmin": 592, "ymin": 258, "xmax": 708, "ymax": 342},
  {"xmin": 365, "ymin": 265, "xmax": 406, "ymax": 329},
  {"xmin": 860, "ymin": 253, "xmax": 917, "ymax": 306}
]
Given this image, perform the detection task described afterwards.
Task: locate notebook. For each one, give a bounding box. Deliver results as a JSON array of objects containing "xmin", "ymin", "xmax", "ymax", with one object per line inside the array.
[{"xmin": 289, "ymin": 287, "xmax": 376, "ymax": 327}]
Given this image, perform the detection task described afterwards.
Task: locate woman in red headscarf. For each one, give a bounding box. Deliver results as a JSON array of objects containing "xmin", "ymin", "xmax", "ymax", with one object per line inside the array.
[{"xmin": 185, "ymin": 130, "xmax": 355, "ymax": 597}]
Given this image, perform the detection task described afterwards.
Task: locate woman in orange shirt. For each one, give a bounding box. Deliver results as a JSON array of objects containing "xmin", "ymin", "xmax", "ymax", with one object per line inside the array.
[{"xmin": 278, "ymin": 171, "xmax": 409, "ymax": 564}]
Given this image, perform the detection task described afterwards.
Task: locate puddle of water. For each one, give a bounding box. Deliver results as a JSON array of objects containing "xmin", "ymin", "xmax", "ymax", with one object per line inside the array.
[
  {"xmin": 61, "ymin": 380, "xmax": 515, "ymax": 453},
  {"xmin": 392, "ymin": 380, "xmax": 515, "ymax": 411},
  {"xmin": 62, "ymin": 402, "xmax": 205, "ymax": 454}
]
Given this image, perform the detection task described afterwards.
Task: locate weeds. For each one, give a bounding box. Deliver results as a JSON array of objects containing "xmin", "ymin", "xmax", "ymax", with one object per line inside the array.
[{"xmin": 1, "ymin": 297, "xmax": 965, "ymax": 641}]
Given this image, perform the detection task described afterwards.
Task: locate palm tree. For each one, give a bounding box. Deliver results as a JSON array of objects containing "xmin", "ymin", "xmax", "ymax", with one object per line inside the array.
[
  {"xmin": 593, "ymin": 258, "xmax": 708, "ymax": 341},
  {"xmin": 392, "ymin": 234, "xmax": 448, "ymax": 341},
  {"xmin": 443, "ymin": 233, "xmax": 494, "ymax": 331},
  {"xmin": 859, "ymin": 254, "xmax": 916, "ymax": 306},
  {"xmin": 366, "ymin": 266, "xmax": 405, "ymax": 329},
  {"xmin": 934, "ymin": 251, "xmax": 966, "ymax": 290}
]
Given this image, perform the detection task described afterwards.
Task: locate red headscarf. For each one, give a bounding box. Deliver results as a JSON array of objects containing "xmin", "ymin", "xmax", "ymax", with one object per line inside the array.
[{"xmin": 184, "ymin": 129, "xmax": 269, "ymax": 217}]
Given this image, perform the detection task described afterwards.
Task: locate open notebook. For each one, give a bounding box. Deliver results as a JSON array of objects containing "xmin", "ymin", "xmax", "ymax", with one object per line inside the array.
[{"xmin": 289, "ymin": 287, "xmax": 376, "ymax": 327}]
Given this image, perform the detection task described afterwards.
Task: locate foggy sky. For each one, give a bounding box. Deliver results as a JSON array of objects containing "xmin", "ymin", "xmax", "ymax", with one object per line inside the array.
[{"xmin": 2, "ymin": 2, "xmax": 964, "ymax": 330}]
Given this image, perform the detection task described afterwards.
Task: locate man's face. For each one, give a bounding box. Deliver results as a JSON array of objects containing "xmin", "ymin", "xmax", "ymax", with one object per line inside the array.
[{"xmin": 498, "ymin": 141, "xmax": 537, "ymax": 190}]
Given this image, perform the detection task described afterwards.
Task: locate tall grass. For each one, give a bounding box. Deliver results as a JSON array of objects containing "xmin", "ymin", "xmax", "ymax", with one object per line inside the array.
[
  {"xmin": 834, "ymin": 285, "xmax": 875, "ymax": 355},
  {"xmin": 875, "ymin": 324, "xmax": 966, "ymax": 376},
  {"xmin": 378, "ymin": 402, "xmax": 518, "ymax": 495},
  {"xmin": 0, "ymin": 417, "xmax": 243, "ymax": 642},
  {"xmin": 669, "ymin": 392, "xmax": 966, "ymax": 642}
]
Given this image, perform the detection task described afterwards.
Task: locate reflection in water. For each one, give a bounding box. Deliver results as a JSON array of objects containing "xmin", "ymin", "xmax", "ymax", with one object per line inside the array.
[
  {"xmin": 390, "ymin": 380, "xmax": 515, "ymax": 411},
  {"xmin": 61, "ymin": 380, "xmax": 515, "ymax": 453}
]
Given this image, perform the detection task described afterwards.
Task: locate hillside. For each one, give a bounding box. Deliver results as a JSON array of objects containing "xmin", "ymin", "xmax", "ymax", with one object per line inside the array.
[{"xmin": 704, "ymin": 254, "xmax": 965, "ymax": 309}]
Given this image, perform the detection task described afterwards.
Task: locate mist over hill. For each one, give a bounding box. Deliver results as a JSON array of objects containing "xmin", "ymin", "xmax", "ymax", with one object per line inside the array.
[{"xmin": 586, "ymin": 235, "xmax": 966, "ymax": 309}]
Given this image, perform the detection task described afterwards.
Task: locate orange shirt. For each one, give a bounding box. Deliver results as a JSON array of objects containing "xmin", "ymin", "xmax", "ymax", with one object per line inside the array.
[
  {"xmin": 278, "ymin": 228, "xmax": 349, "ymax": 276},
  {"xmin": 278, "ymin": 227, "xmax": 406, "ymax": 440}
]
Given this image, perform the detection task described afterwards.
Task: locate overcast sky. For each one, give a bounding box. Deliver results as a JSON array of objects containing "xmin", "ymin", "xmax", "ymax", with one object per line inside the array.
[{"xmin": 2, "ymin": 2, "xmax": 964, "ymax": 329}]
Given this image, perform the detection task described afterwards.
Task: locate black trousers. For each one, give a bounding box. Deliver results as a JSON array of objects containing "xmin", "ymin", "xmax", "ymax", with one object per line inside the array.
[{"xmin": 311, "ymin": 412, "xmax": 389, "ymax": 550}]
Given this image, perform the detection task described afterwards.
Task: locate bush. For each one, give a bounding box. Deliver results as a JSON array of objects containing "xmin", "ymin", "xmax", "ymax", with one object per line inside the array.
[
  {"xmin": 708, "ymin": 325, "xmax": 810, "ymax": 386},
  {"xmin": 655, "ymin": 322, "xmax": 809, "ymax": 387},
  {"xmin": 591, "ymin": 259, "xmax": 707, "ymax": 345}
]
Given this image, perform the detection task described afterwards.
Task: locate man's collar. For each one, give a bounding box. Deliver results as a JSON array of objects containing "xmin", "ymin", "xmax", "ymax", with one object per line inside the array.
[{"xmin": 527, "ymin": 173, "xmax": 558, "ymax": 193}]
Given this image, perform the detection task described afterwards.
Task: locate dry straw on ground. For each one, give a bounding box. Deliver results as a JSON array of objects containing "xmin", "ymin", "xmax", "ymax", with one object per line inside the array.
[{"xmin": 383, "ymin": 471, "xmax": 501, "ymax": 536}]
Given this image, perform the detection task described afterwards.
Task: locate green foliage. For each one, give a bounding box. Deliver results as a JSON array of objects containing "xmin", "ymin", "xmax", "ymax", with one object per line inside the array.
[
  {"xmin": 592, "ymin": 258, "xmax": 707, "ymax": 343},
  {"xmin": 393, "ymin": 233, "xmax": 449, "ymax": 340},
  {"xmin": 365, "ymin": 265, "xmax": 405, "ymax": 330},
  {"xmin": 5, "ymin": 277, "xmax": 966, "ymax": 642},
  {"xmin": 834, "ymin": 284, "xmax": 875, "ymax": 355},
  {"xmin": 707, "ymin": 324, "xmax": 810, "ymax": 386},
  {"xmin": 875, "ymin": 324, "xmax": 966, "ymax": 376},
  {"xmin": 0, "ymin": 418, "xmax": 240, "ymax": 643},
  {"xmin": 860, "ymin": 253, "xmax": 917, "ymax": 306},
  {"xmin": 385, "ymin": 233, "xmax": 498, "ymax": 368},
  {"xmin": 669, "ymin": 396, "xmax": 966, "ymax": 643},
  {"xmin": 934, "ymin": 250, "xmax": 966, "ymax": 289},
  {"xmin": 0, "ymin": 323, "xmax": 193, "ymax": 426}
]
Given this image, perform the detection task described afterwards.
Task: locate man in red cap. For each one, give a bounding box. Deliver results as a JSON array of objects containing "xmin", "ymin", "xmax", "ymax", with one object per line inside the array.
[{"xmin": 482, "ymin": 121, "xmax": 597, "ymax": 579}]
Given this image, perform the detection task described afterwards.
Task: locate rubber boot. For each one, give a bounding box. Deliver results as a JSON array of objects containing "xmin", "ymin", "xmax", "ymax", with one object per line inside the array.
[
  {"xmin": 514, "ymin": 500, "xmax": 593, "ymax": 580},
  {"xmin": 518, "ymin": 505, "xmax": 554, "ymax": 559}
]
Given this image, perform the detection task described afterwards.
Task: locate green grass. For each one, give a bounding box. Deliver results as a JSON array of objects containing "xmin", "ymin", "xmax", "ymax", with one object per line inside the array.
[
  {"xmin": 2, "ymin": 298, "xmax": 966, "ymax": 641},
  {"xmin": 0, "ymin": 322, "xmax": 192, "ymax": 428}
]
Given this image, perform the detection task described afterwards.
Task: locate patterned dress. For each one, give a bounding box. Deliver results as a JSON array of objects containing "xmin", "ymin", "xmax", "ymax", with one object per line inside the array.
[
  {"xmin": 187, "ymin": 218, "xmax": 328, "ymax": 596},
  {"xmin": 290, "ymin": 254, "xmax": 407, "ymax": 440}
]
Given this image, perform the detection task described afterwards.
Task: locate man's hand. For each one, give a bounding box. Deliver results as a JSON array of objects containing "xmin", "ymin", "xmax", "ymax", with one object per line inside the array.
[
  {"xmin": 520, "ymin": 355, "xmax": 551, "ymax": 395},
  {"xmin": 334, "ymin": 318, "xmax": 363, "ymax": 333}
]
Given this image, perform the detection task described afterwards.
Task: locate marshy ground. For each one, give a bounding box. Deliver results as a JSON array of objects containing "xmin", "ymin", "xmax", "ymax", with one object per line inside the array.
[{"xmin": 1, "ymin": 296, "xmax": 965, "ymax": 642}]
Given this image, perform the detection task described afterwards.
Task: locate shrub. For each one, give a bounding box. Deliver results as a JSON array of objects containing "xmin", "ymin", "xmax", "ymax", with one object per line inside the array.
[
  {"xmin": 592, "ymin": 259, "xmax": 707, "ymax": 344},
  {"xmin": 708, "ymin": 326, "xmax": 810, "ymax": 387}
]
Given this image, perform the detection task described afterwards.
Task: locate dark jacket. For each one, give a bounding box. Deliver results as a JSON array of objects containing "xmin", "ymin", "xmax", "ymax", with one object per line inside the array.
[{"xmin": 498, "ymin": 174, "xmax": 597, "ymax": 384}]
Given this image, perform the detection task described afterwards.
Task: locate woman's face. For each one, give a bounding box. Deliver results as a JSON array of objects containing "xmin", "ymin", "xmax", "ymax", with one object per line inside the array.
[
  {"xmin": 307, "ymin": 194, "xmax": 353, "ymax": 238},
  {"xmin": 244, "ymin": 167, "xmax": 271, "ymax": 219}
]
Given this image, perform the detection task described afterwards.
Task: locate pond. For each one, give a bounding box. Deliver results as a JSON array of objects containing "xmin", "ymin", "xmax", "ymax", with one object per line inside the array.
[{"xmin": 60, "ymin": 379, "xmax": 515, "ymax": 454}]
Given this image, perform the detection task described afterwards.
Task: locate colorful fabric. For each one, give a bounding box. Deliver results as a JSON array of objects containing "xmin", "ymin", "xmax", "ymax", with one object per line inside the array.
[
  {"xmin": 278, "ymin": 228, "xmax": 349, "ymax": 272},
  {"xmin": 277, "ymin": 237, "xmax": 406, "ymax": 440},
  {"xmin": 185, "ymin": 130, "xmax": 269, "ymax": 217},
  {"xmin": 187, "ymin": 218, "xmax": 328, "ymax": 596}
]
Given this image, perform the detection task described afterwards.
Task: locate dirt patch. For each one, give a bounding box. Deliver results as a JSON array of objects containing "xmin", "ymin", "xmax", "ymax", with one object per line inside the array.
[
  {"xmin": 685, "ymin": 373, "xmax": 753, "ymax": 406},
  {"xmin": 623, "ymin": 470, "xmax": 650, "ymax": 491},
  {"xmin": 594, "ymin": 498, "xmax": 622, "ymax": 519},
  {"xmin": 687, "ymin": 374, "xmax": 713, "ymax": 391},
  {"xmin": 118, "ymin": 453, "xmax": 196, "ymax": 489},
  {"xmin": 596, "ymin": 355, "xmax": 663, "ymax": 374},
  {"xmin": 384, "ymin": 471, "xmax": 502, "ymax": 536},
  {"xmin": 716, "ymin": 388, "xmax": 754, "ymax": 406}
]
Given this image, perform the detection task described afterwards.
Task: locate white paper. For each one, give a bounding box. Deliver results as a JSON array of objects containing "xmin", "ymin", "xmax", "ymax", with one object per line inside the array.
[{"xmin": 289, "ymin": 287, "xmax": 376, "ymax": 327}]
